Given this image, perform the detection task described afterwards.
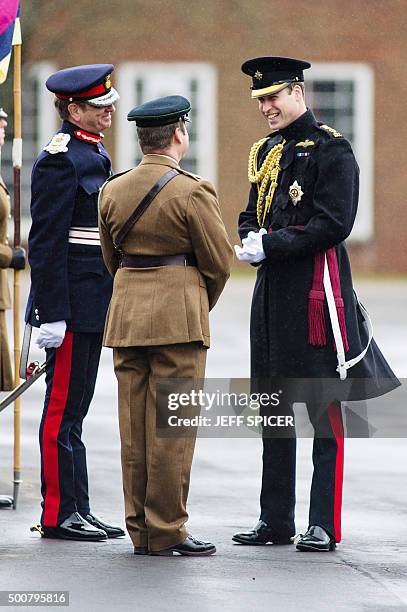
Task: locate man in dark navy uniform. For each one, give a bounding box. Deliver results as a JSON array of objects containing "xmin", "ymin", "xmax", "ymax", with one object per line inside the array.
[
  {"xmin": 26, "ymin": 65, "xmax": 125, "ymax": 541},
  {"xmin": 233, "ymin": 56, "xmax": 400, "ymax": 551}
]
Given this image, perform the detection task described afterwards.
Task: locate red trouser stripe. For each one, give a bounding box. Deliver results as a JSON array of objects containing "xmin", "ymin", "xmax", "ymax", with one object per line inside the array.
[
  {"xmin": 42, "ymin": 332, "xmax": 73, "ymax": 526},
  {"xmin": 328, "ymin": 401, "xmax": 344, "ymax": 543}
]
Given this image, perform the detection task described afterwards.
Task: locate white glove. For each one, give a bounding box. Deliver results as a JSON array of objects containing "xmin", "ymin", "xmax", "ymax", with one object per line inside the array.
[
  {"xmin": 234, "ymin": 228, "xmax": 267, "ymax": 264},
  {"xmin": 36, "ymin": 321, "xmax": 67, "ymax": 349}
]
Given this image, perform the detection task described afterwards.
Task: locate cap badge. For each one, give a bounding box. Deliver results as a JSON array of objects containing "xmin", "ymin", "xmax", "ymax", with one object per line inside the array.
[
  {"xmin": 44, "ymin": 133, "xmax": 71, "ymax": 155},
  {"xmin": 254, "ymin": 70, "xmax": 263, "ymax": 80},
  {"xmin": 105, "ymin": 75, "xmax": 111, "ymax": 90},
  {"xmin": 289, "ymin": 180, "xmax": 304, "ymax": 206}
]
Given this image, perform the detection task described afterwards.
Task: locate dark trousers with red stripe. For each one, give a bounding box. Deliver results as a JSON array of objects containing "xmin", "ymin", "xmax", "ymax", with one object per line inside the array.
[
  {"xmin": 260, "ymin": 401, "xmax": 344, "ymax": 542},
  {"xmin": 39, "ymin": 331, "xmax": 103, "ymax": 527}
]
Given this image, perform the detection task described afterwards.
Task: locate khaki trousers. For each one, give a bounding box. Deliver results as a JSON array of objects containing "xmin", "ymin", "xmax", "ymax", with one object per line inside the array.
[{"xmin": 113, "ymin": 342, "xmax": 207, "ymax": 551}]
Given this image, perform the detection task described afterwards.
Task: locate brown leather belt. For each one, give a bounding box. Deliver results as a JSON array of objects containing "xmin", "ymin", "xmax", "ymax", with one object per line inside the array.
[{"xmin": 121, "ymin": 253, "xmax": 197, "ymax": 268}]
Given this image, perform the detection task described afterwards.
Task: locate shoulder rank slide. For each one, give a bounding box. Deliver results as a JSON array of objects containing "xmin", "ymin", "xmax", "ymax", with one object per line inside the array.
[
  {"xmin": 44, "ymin": 133, "xmax": 71, "ymax": 154},
  {"xmin": 177, "ymin": 167, "xmax": 201, "ymax": 181}
]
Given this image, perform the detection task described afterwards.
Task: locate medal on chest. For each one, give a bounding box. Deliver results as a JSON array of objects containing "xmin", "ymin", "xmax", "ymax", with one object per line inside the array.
[{"xmin": 288, "ymin": 180, "xmax": 304, "ymax": 206}]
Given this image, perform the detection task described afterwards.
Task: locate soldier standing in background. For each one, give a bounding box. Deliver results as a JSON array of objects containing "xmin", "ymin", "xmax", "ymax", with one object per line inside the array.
[{"xmin": 0, "ymin": 106, "xmax": 26, "ymax": 508}]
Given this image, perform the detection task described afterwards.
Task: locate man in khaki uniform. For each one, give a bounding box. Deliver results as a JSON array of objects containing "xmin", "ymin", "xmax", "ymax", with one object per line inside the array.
[
  {"xmin": 99, "ymin": 95, "xmax": 233, "ymax": 556},
  {"xmin": 0, "ymin": 107, "xmax": 26, "ymax": 507}
]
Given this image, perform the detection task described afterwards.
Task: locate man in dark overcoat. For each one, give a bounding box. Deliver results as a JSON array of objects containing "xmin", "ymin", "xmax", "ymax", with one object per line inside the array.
[{"xmin": 233, "ymin": 56, "xmax": 399, "ymax": 551}]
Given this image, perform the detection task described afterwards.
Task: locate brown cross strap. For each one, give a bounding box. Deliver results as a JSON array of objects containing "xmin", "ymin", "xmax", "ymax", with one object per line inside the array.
[{"xmin": 114, "ymin": 168, "xmax": 179, "ymax": 250}]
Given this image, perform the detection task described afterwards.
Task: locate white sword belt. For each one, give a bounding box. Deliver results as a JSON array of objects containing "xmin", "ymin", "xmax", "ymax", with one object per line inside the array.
[
  {"xmin": 68, "ymin": 226, "xmax": 101, "ymax": 246},
  {"xmin": 323, "ymin": 255, "xmax": 373, "ymax": 381}
]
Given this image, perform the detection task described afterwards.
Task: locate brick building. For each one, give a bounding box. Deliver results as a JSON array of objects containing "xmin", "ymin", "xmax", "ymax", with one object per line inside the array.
[{"xmin": 1, "ymin": 0, "xmax": 405, "ymax": 273}]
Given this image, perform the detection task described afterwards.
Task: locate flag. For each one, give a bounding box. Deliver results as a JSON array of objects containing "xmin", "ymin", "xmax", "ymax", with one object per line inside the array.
[{"xmin": 0, "ymin": 1, "xmax": 21, "ymax": 84}]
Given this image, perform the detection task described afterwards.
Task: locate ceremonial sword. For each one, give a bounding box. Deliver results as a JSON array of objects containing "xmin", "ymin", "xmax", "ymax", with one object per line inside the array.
[{"xmin": 0, "ymin": 324, "xmax": 46, "ymax": 413}]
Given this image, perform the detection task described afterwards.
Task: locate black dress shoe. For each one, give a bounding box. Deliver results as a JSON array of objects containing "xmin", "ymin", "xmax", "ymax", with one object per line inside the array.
[
  {"xmin": 134, "ymin": 546, "xmax": 149, "ymax": 555},
  {"xmin": 0, "ymin": 496, "xmax": 13, "ymax": 508},
  {"xmin": 39, "ymin": 512, "xmax": 108, "ymax": 541},
  {"xmin": 84, "ymin": 512, "xmax": 125, "ymax": 538},
  {"xmin": 150, "ymin": 535, "xmax": 216, "ymax": 556},
  {"xmin": 296, "ymin": 525, "xmax": 336, "ymax": 552},
  {"xmin": 232, "ymin": 520, "xmax": 293, "ymax": 545}
]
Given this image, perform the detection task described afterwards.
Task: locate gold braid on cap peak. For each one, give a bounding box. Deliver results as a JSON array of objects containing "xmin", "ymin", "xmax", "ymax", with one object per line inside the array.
[{"xmin": 248, "ymin": 138, "xmax": 286, "ymax": 228}]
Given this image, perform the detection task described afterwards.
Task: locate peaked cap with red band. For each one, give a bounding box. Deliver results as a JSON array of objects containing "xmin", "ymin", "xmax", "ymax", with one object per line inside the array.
[
  {"xmin": 241, "ymin": 56, "xmax": 311, "ymax": 99},
  {"xmin": 46, "ymin": 64, "xmax": 119, "ymax": 107}
]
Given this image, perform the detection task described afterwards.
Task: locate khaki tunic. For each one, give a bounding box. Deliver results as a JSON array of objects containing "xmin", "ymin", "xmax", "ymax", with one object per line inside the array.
[
  {"xmin": 0, "ymin": 177, "xmax": 13, "ymax": 391},
  {"xmin": 99, "ymin": 154, "xmax": 233, "ymax": 348}
]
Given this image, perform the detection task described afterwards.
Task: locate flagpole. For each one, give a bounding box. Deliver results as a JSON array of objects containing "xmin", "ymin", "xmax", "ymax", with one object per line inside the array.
[{"xmin": 12, "ymin": 29, "xmax": 22, "ymax": 510}]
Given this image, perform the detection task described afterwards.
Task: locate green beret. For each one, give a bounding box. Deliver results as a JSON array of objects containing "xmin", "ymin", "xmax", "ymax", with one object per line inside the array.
[{"xmin": 127, "ymin": 95, "xmax": 191, "ymax": 127}]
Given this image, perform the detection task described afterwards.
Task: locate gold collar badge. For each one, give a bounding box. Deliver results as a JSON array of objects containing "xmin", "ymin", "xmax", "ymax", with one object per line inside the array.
[
  {"xmin": 254, "ymin": 70, "xmax": 263, "ymax": 80},
  {"xmin": 289, "ymin": 180, "xmax": 304, "ymax": 206}
]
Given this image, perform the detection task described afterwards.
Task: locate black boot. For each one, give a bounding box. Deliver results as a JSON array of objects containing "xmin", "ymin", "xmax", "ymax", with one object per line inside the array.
[
  {"xmin": 151, "ymin": 535, "xmax": 216, "ymax": 556},
  {"xmin": 296, "ymin": 525, "xmax": 336, "ymax": 552},
  {"xmin": 232, "ymin": 520, "xmax": 293, "ymax": 545},
  {"xmin": 0, "ymin": 496, "xmax": 13, "ymax": 508},
  {"xmin": 84, "ymin": 512, "xmax": 125, "ymax": 538},
  {"xmin": 34, "ymin": 512, "xmax": 108, "ymax": 541}
]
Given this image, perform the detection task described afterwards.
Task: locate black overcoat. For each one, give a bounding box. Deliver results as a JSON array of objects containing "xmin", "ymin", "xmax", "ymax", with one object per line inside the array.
[{"xmin": 238, "ymin": 110, "xmax": 399, "ymax": 401}]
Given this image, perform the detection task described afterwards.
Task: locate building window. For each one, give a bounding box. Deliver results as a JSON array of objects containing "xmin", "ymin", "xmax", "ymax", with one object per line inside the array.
[
  {"xmin": 115, "ymin": 62, "xmax": 217, "ymax": 184},
  {"xmin": 1, "ymin": 62, "xmax": 57, "ymax": 238},
  {"xmin": 307, "ymin": 63, "xmax": 374, "ymax": 242}
]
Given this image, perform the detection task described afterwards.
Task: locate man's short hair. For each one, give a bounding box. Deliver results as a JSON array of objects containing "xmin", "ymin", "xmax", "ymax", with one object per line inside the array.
[
  {"xmin": 137, "ymin": 120, "xmax": 186, "ymax": 154},
  {"xmin": 287, "ymin": 82, "xmax": 305, "ymax": 97},
  {"xmin": 54, "ymin": 98, "xmax": 88, "ymax": 121}
]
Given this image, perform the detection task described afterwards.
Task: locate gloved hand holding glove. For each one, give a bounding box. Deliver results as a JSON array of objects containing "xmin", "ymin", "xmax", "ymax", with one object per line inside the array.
[
  {"xmin": 234, "ymin": 228, "xmax": 267, "ymax": 264},
  {"xmin": 10, "ymin": 246, "xmax": 26, "ymax": 270},
  {"xmin": 36, "ymin": 321, "xmax": 67, "ymax": 349}
]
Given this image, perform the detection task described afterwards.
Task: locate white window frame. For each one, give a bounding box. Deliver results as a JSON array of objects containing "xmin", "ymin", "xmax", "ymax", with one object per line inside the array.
[
  {"xmin": 9, "ymin": 62, "xmax": 57, "ymax": 240},
  {"xmin": 28, "ymin": 61, "xmax": 58, "ymax": 150},
  {"xmin": 115, "ymin": 62, "xmax": 217, "ymax": 184},
  {"xmin": 307, "ymin": 63, "xmax": 374, "ymax": 242}
]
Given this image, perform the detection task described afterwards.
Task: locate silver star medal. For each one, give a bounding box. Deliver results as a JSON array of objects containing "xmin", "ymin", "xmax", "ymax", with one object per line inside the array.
[
  {"xmin": 44, "ymin": 133, "xmax": 71, "ymax": 154},
  {"xmin": 289, "ymin": 180, "xmax": 304, "ymax": 206}
]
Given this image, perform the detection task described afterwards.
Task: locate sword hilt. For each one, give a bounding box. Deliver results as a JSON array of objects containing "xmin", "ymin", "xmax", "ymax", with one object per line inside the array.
[{"xmin": 26, "ymin": 361, "xmax": 39, "ymax": 379}]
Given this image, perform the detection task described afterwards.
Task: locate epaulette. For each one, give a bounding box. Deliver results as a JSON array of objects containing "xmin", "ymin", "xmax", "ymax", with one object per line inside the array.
[
  {"xmin": 177, "ymin": 167, "xmax": 201, "ymax": 181},
  {"xmin": 318, "ymin": 124, "xmax": 343, "ymax": 138},
  {"xmin": 43, "ymin": 133, "xmax": 70, "ymax": 154}
]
